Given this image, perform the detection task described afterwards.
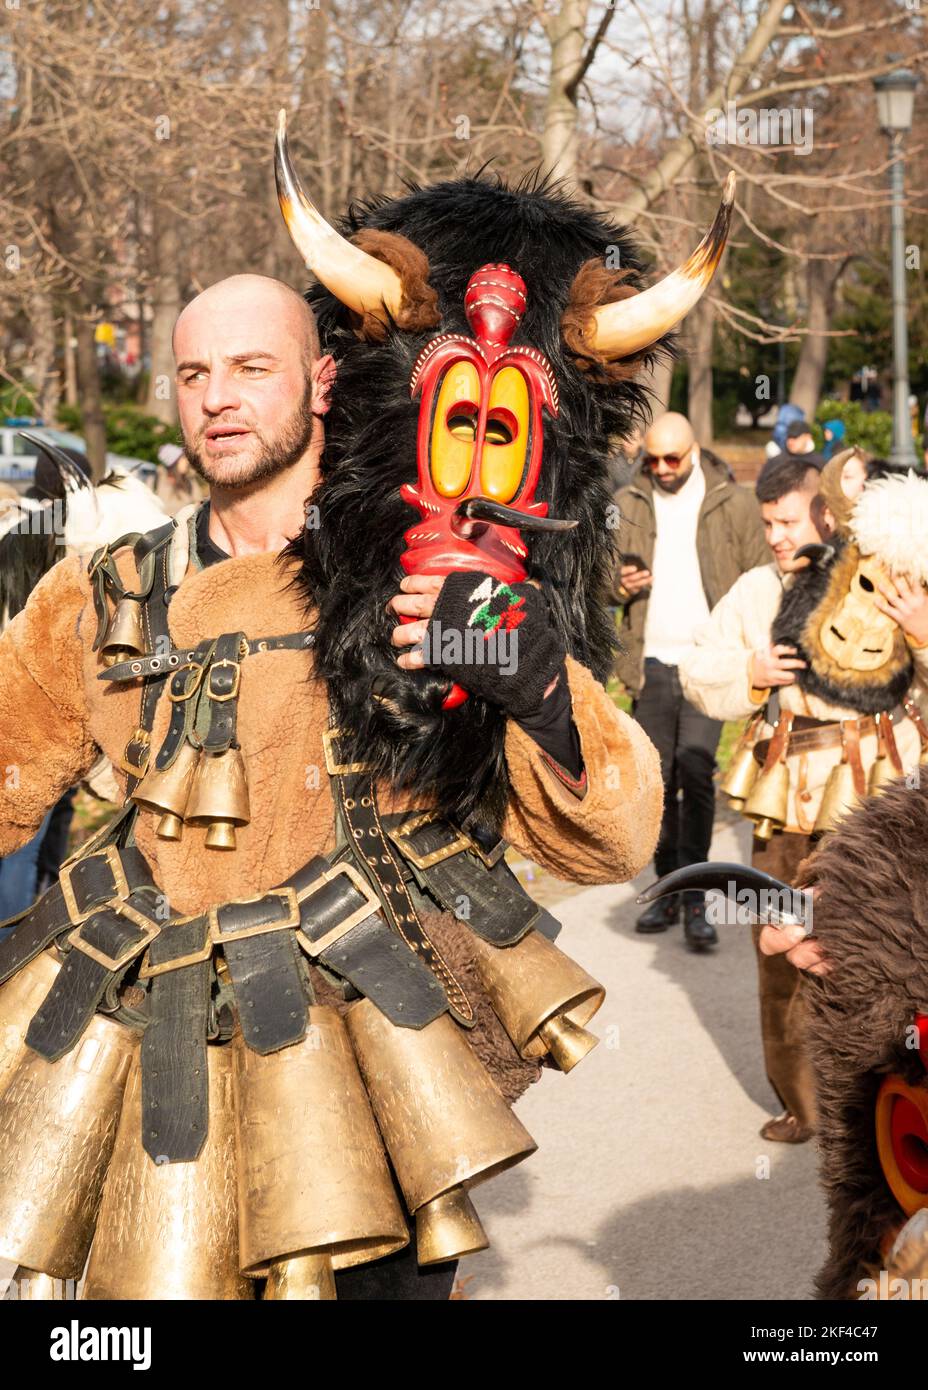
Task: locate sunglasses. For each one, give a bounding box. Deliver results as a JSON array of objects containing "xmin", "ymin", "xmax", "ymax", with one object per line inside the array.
[{"xmin": 643, "ymin": 449, "xmax": 689, "ymax": 470}]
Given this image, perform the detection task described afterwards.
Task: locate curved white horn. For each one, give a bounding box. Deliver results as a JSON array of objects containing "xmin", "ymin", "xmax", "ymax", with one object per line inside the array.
[
  {"xmin": 275, "ymin": 109, "xmax": 404, "ymax": 323},
  {"xmin": 587, "ymin": 172, "xmax": 736, "ymax": 359}
]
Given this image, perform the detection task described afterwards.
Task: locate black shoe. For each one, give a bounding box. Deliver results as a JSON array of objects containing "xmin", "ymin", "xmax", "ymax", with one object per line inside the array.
[
  {"xmin": 635, "ymin": 893, "xmax": 681, "ymax": 934},
  {"xmin": 683, "ymin": 900, "xmax": 718, "ymax": 951}
]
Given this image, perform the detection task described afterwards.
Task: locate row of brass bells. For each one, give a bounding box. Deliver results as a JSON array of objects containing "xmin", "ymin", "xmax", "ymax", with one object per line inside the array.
[
  {"xmin": 467, "ymin": 928, "xmax": 605, "ymax": 1072},
  {"xmin": 743, "ymin": 758, "xmax": 790, "ymax": 841},
  {"xmin": 100, "ymin": 596, "xmax": 147, "ymax": 668},
  {"xmin": 719, "ymin": 740, "xmax": 760, "ymax": 813},
  {"xmin": 346, "ymin": 997, "xmax": 537, "ymax": 1266},
  {"xmin": 132, "ymin": 743, "xmax": 250, "ymax": 850}
]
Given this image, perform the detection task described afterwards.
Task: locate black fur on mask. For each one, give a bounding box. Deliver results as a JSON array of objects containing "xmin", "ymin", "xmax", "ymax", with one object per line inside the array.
[{"xmin": 286, "ymin": 172, "xmax": 668, "ymax": 826}]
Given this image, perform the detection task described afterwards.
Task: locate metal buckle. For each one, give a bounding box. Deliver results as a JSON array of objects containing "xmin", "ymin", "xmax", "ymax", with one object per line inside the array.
[
  {"xmin": 87, "ymin": 544, "xmax": 110, "ymax": 579},
  {"xmin": 118, "ymin": 728, "xmax": 151, "ymax": 778},
  {"xmin": 322, "ymin": 728, "xmax": 374, "ymax": 776},
  {"xmin": 167, "ymin": 660, "xmax": 205, "ymax": 702},
  {"xmin": 207, "ymin": 658, "xmax": 242, "ymax": 703},
  {"xmin": 389, "ymin": 813, "xmax": 472, "ymax": 870},
  {"xmin": 59, "ymin": 845, "xmax": 131, "ymax": 925},
  {"xmin": 137, "ymin": 912, "xmax": 211, "ymax": 979},
  {"xmin": 66, "ymin": 900, "xmax": 161, "ymax": 972},
  {"xmin": 209, "ymin": 887, "xmax": 299, "ymax": 943},
  {"xmin": 296, "ymin": 863, "xmax": 382, "ymax": 955}
]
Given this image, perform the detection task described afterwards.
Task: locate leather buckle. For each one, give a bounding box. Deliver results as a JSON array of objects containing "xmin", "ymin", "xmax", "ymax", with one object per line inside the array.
[
  {"xmin": 207, "ymin": 658, "xmax": 241, "ymax": 703},
  {"xmin": 322, "ymin": 728, "xmax": 373, "ymax": 776},
  {"xmin": 209, "ymin": 887, "xmax": 300, "ymax": 943},
  {"xmin": 389, "ymin": 813, "xmax": 471, "ymax": 870},
  {"xmin": 296, "ymin": 863, "xmax": 382, "ymax": 955},
  {"xmin": 59, "ymin": 845, "xmax": 131, "ymax": 926},
  {"xmin": 66, "ymin": 900, "xmax": 161, "ymax": 972}
]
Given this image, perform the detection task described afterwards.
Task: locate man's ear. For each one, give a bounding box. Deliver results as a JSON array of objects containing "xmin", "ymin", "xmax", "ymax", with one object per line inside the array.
[{"xmin": 310, "ymin": 353, "xmax": 337, "ymax": 415}]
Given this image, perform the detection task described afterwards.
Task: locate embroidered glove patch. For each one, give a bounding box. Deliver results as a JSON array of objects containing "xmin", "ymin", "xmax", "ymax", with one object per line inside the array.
[{"xmin": 426, "ymin": 573, "xmax": 566, "ymax": 718}]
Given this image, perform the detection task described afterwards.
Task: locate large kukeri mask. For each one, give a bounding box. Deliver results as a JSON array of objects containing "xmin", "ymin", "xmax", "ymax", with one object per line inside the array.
[
  {"xmin": 274, "ymin": 112, "xmax": 734, "ymax": 820},
  {"xmin": 773, "ymin": 467, "xmax": 928, "ymax": 714}
]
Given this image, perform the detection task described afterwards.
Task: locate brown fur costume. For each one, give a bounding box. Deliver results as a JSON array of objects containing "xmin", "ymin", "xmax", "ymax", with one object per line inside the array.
[
  {"xmin": 0, "ymin": 539, "xmax": 663, "ymax": 1102},
  {"xmin": 798, "ymin": 778, "xmax": 928, "ymax": 1298}
]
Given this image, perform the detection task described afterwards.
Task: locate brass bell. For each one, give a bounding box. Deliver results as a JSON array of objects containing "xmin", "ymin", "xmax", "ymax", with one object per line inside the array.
[
  {"xmin": 868, "ymin": 752, "xmax": 898, "ymax": 795},
  {"xmin": 82, "ymin": 1046, "xmax": 254, "ymax": 1300},
  {"xmin": 813, "ymin": 759, "xmax": 860, "ymax": 835},
  {"xmin": 0, "ymin": 950, "xmax": 61, "ymax": 1099},
  {"xmin": 468, "ymin": 929, "xmax": 604, "ymax": 1071},
  {"xmin": 345, "ymin": 998, "xmax": 537, "ymax": 1265},
  {"xmin": 131, "ymin": 740, "xmax": 202, "ymax": 841},
  {"xmin": 185, "ymin": 747, "xmax": 250, "ymax": 850},
  {"xmin": 719, "ymin": 743, "xmax": 760, "ymax": 812},
  {"xmin": 100, "ymin": 596, "xmax": 146, "ymax": 667},
  {"xmin": 743, "ymin": 759, "xmax": 790, "ymax": 841},
  {"xmin": 0, "ymin": 1014, "xmax": 137, "ymax": 1280},
  {"xmin": 234, "ymin": 1007, "xmax": 409, "ymax": 1294}
]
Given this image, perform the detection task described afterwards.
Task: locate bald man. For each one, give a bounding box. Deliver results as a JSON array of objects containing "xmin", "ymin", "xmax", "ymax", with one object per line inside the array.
[{"xmin": 612, "ymin": 412, "xmax": 768, "ymax": 948}]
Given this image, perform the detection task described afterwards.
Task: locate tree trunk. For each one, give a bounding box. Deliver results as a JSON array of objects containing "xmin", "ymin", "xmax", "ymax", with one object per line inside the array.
[
  {"xmin": 74, "ymin": 313, "xmax": 107, "ymax": 480},
  {"xmin": 542, "ymin": 0, "xmax": 590, "ymax": 189},
  {"xmin": 789, "ymin": 259, "xmax": 841, "ymax": 420},
  {"xmin": 687, "ymin": 294, "xmax": 715, "ymax": 443},
  {"xmin": 145, "ymin": 215, "xmax": 182, "ymax": 423},
  {"xmin": 63, "ymin": 311, "xmax": 78, "ymax": 407},
  {"xmin": 640, "ymin": 354, "xmax": 675, "ymax": 421},
  {"xmin": 30, "ymin": 290, "xmax": 60, "ymax": 425}
]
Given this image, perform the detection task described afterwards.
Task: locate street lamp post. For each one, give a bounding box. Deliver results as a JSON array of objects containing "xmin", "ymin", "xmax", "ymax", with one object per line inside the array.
[{"xmin": 873, "ymin": 69, "xmax": 919, "ymax": 468}]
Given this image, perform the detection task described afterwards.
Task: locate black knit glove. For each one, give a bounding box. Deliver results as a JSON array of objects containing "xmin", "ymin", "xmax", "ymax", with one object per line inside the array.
[{"xmin": 425, "ymin": 572, "xmax": 566, "ymax": 719}]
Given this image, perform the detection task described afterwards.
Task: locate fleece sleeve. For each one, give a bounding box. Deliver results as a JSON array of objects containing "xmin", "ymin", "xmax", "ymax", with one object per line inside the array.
[
  {"xmin": 502, "ymin": 655, "xmax": 662, "ymax": 884},
  {"xmin": 0, "ymin": 555, "xmax": 99, "ymax": 855},
  {"xmin": 677, "ymin": 571, "xmax": 768, "ymax": 722}
]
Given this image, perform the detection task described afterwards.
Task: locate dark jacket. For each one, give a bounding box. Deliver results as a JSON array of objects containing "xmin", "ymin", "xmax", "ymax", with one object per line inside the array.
[{"xmin": 610, "ymin": 448, "xmax": 769, "ymax": 695}]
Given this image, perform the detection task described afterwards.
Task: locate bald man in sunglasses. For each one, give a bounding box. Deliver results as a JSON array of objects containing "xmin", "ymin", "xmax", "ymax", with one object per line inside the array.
[{"xmin": 611, "ymin": 412, "xmax": 768, "ymax": 948}]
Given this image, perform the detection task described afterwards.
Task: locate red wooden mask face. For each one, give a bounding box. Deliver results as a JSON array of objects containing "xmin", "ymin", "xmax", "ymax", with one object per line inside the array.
[{"xmin": 400, "ymin": 264, "xmax": 559, "ymax": 585}]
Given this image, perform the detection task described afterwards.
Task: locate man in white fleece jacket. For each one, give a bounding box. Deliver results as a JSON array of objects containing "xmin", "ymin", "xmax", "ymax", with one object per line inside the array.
[{"xmin": 679, "ymin": 456, "xmax": 928, "ymax": 1144}]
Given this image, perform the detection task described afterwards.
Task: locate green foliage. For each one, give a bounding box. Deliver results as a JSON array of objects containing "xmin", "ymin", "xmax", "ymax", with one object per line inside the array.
[
  {"xmin": 814, "ymin": 399, "xmax": 894, "ymax": 458},
  {"xmin": 0, "ymin": 382, "xmax": 41, "ymax": 419},
  {"xmin": 56, "ymin": 403, "xmax": 180, "ymax": 463}
]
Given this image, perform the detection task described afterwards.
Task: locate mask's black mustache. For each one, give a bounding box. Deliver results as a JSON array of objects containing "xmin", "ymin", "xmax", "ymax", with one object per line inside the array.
[{"xmin": 451, "ymin": 496, "xmax": 578, "ymax": 538}]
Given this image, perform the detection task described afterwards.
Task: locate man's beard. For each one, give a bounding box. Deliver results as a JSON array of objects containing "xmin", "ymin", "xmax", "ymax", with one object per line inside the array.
[
  {"xmin": 184, "ymin": 382, "xmax": 316, "ymax": 489},
  {"xmin": 654, "ymin": 462, "xmax": 693, "ymax": 495}
]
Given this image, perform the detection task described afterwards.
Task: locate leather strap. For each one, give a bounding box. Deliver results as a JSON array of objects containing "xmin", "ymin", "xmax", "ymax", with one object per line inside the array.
[
  {"xmin": 102, "ymin": 631, "xmax": 315, "ymax": 683},
  {"xmin": 878, "ymin": 710, "xmax": 904, "ymax": 775},
  {"xmin": 761, "ymin": 712, "xmax": 793, "ymax": 772},
  {"xmin": 142, "ymin": 918, "xmax": 212, "ymax": 1162},
  {"xmin": 154, "ymin": 639, "xmax": 215, "ymax": 772},
  {"xmin": 26, "ymin": 886, "xmax": 162, "ymax": 1061},
  {"xmin": 213, "ymin": 895, "xmax": 308, "ymax": 1054},
  {"xmin": 0, "ymin": 845, "xmax": 152, "ymax": 986},
  {"xmin": 905, "ymin": 697, "xmax": 928, "ymax": 748},
  {"xmin": 382, "ymin": 814, "xmax": 538, "ymax": 946},
  {"xmin": 333, "ymin": 769, "xmax": 474, "ymax": 1025},
  {"xmin": 842, "ymin": 719, "xmax": 867, "ymax": 797},
  {"xmin": 199, "ymin": 632, "xmax": 244, "ymax": 754}
]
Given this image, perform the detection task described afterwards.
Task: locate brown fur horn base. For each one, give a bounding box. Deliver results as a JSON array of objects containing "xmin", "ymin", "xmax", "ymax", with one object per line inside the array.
[{"xmin": 349, "ymin": 229, "xmax": 440, "ymax": 341}]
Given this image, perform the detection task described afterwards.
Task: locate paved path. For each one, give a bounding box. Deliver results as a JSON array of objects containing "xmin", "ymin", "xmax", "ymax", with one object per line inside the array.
[{"xmin": 458, "ymin": 817, "xmax": 828, "ymax": 1301}]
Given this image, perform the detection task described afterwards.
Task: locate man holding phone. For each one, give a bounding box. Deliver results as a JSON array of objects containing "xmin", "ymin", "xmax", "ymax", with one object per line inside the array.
[{"xmin": 611, "ymin": 412, "xmax": 768, "ymax": 948}]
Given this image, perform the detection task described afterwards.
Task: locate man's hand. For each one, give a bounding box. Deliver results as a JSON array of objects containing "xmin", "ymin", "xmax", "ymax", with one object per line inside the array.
[
  {"xmin": 757, "ymin": 922, "xmax": 831, "ymax": 976},
  {"xmin": 618, "ymin": 563, "xmax": 652, "ymax": 597},
  {"xmin": 874, "ymin": 572, "xmax": 928, "ymax": 649},
  {"xmin": 750, "ymin": 643, "xmax": 807, "ymax": 689},
  {"xmin": 388, "ymin": 574, "xmax": 442, "ymax": 667}
]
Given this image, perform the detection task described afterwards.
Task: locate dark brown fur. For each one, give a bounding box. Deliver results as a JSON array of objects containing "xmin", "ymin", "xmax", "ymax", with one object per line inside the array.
[
  {"xmin": 350, "ymin": 228, "xmax": 441, "ymax": 341},
  {"xmin": 560, "ymin": 259, "xmax": 651, "ymax": 382},
  {"xmin": 797, "ymin": 777, "xmax": 928, "ymax": 1297}
]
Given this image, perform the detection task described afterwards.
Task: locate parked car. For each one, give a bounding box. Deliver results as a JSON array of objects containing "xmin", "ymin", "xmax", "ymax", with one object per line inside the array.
[{"xmin": 0, "ymin": 421, "xmax": 157, "ymax": 491}]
